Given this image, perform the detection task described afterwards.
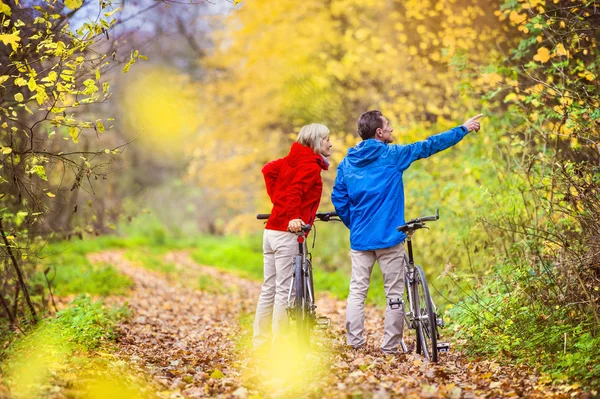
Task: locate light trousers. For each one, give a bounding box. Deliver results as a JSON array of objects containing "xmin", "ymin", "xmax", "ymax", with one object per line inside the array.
[
  {"xmin": 346, "ymin": 243, "xmax": 407, "ymax": 353},
  {"xmin": 253, "ymin": 229, "xmax": 298, "ymax": 348}
]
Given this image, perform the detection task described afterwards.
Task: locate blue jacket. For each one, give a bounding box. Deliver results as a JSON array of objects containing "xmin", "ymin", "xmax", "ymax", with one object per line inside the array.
[{"xmin": 332, "ymin": 126, "xmax": 469, "ymax": 251}]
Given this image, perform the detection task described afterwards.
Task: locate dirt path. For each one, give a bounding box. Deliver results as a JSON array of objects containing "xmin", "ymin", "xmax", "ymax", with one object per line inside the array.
[{"xmin": 90, "ymin": 250, "xmax": 582, "ymax": 399}]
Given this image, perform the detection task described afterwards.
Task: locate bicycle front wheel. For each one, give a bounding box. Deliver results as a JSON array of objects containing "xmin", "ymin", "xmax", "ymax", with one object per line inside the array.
[
  {"xmin": 293, "ymin": 256, "xmax": 308, "ymax": 342},
  {"xmin": 414, "ymin": 265, "xmax": 438, "ymax": 362}
]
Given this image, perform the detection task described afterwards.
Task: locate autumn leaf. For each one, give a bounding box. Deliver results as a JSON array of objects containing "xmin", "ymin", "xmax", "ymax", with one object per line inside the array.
[
  {"xmin": 64, "ymin": 0, "xmax": 82, "ymax": 10},
  {"xmin": 30, "ymin": 165, "xmax": 48, "ymax": 181},
  {"xmin": 0, "ymin": 0, "xmax": 11, "ymax": 16},
  {"xmin": 533, "ymin": 47, "xmax": 550, "ymax": 63},
  {"xmin": 509, "ymin": 11, "xmax": 526, "ymax": 25},
  {"xmin": 0, "ymin": 33, "xmax": 20, "ymax": 51},
  {"xmin": 96, "ymin": 119, "xmax": 105, "ymax": 133},
  {"xmin": 14, "ymin": 92, "xmax": 23, "ymax": 102},
  {"xmin": 210, "ymin": 369, "xmax": 224, "ymax": 379},
  {"xmin": 555, "ymin": 43, "xmax": 567, "ymax": 57},
  {"xmin": 0, "ymin": 75, "xmax": 9, "ymax": 85},
  {"xmin": 69, "ymin": 126, "xmax": 79, "ymax": 143},
  {"xmin": 27, "ymin": 76, "xmax": 37, "ymax": 91},
  {"xmin": 578, "ymin": 70, "xmax": 595, "ymax": 81},
  {"xmin": 14, "ymin": 77, "xmax": 27, "ymax": 86},
  {"xmin": 103, "ymin": 7, "xmax": 121, "ymax": 17}
]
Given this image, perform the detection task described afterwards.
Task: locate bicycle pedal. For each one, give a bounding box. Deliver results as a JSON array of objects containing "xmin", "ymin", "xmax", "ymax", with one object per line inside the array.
[
  {"xmin": 316, "ymin": 316, "xmax": 331, "ymax": 329},
  {"xmin": 437, "ymin": 342, "xmax": 450, "ymax": 352}
]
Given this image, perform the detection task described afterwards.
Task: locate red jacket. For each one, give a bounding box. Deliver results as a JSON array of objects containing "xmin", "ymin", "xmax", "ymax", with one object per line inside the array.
[{"xmin": 263, "ymin": 142, "xmax": 329, "ymax": 231}]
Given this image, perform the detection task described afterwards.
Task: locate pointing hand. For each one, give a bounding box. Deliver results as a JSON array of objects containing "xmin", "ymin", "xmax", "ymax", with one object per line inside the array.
[{"xmin": 462, "ymin": 114, "xmax": 483, "ymax": 133}]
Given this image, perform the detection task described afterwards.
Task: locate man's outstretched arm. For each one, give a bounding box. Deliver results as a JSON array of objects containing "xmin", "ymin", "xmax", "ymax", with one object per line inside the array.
[{"xmin": 396, "ymin": 114, "xmax": 483, "ymax": 171}]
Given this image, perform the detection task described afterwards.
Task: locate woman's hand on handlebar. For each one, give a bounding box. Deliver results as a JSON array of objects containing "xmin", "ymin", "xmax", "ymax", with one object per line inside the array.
[{"xmin": 288, "ymin": 218, "xmax": 304, "ymax": 233}]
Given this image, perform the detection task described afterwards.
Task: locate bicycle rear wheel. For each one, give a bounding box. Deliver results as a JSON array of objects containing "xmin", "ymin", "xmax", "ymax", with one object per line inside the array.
[
  {"xmin": 305, "ymin": 259, "xmax": 316, "ymax": 334},
  {"xmin": 413, "ymin": 265, "xmax": 438, "ymax": 362}
]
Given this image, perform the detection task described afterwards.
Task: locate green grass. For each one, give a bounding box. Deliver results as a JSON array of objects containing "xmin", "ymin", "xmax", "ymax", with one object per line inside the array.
[
  {"xmin": 33, "ymin": 250, "xmax": 132, "ymax": 297},
  {"xmin": 1, "ymin": 296, "xmax": 146, "ymax": 399}
]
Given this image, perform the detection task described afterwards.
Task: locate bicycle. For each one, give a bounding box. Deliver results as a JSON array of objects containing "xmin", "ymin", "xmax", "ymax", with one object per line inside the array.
[
  {"xmin": 256, "ymin": 211, "xmax": 340, "ymax": 343},
  {"xmin": 397, "ymin": 209, "xmax": 448, "ymax": 362}
]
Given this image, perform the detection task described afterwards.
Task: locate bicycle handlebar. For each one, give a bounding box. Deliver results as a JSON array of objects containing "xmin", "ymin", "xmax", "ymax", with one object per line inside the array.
[
  {"xmin": 397, "ymin": 209, "xmax": 440, "ymax": 233},
  {"xmin": 404, "ymin": 209, "xmax": 439, "ymax": 225},
  {"xmin": 256, "ymin": 211, "xmax": 339, "ymax": 222}
]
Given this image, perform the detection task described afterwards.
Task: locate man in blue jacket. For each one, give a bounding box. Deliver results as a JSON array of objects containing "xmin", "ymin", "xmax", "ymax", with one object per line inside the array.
[{"xmin": 332, "ymin": 110, "xmax": 482, "ymax": 353}]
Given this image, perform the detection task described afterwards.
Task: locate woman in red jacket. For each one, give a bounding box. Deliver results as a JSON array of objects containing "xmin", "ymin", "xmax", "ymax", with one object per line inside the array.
[{"xmin": 253, "ymin": 123, "xmax": 333, "ymax": 348}]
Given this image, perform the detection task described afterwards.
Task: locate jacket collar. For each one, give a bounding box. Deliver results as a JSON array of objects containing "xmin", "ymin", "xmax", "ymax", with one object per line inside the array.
[{"xmin": 289, "ymin": 142, "xmax": 329, "ymax": 170}]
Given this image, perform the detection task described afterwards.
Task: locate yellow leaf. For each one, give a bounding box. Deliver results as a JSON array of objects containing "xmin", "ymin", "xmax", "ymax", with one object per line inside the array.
[
  {"xmin": 27, "ymin": 76, "xmax": 37, "ymax": 91},
  {"xmin": 0, "ymin": 0, "xmax": 11, "ymax": 16},
  {"xmin": 96, "ymin": 119, "xmax": 105, "ymax": 133},
  {"xmin": 509, "ymin": 11, "xmax": 526, "ymax": 25},
  {"xmin": 40, "ymin": 71, "xmax": 57, "ymax": 83},
  {"xmin": 0, "ymin": 75, "xmax": 9, "ymax": 85},
  {"xmin": 14, "ymin": 92, "xmax": 23, "ymax": 102},
  {"xmin": 64, "ymin": 0, "xmax": 82, "ymax": 10},
  {"xmin": 0, "ymin": 33, "xmax": 20, "ymax": 51},
  {"xmin": 578, "ymin": 70, "xmax": 595, "ymax": 81},
  {"xmin": 35, "ymin": 86, "xmax": 49, "ymax": 105},
  {"xmin": 46, "ymin": 192, "xmax": 56, "ymax": 197},
  {"xmin": 480, "ymin": 73, "xmax": 503, "ymax": 86},
  {"xmin": 14, "ymin": 77, "xmax": 27, "ymax": 86},
  {"xmin": 69, "ymin": 126, "xmax": 79, "ymax": 143},
  {"xmin": 533, "ymin": 47, "xmax": 550, "ymax": 63},
  {"xmin": 555, "ymin": 43, "xmax": 567, "ymax": 56},
  {"xmin": 1, "ymin": 146, "xmax": 12, "ymax": 155},
  {"xmin": 103, "ymin": 7, "xmax": 121, "ymax": 17}
]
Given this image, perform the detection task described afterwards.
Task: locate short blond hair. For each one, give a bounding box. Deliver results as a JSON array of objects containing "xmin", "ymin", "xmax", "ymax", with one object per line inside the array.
[{"xmin": 297, "ymin": 123, "xmax": 330, "ymax": 155}]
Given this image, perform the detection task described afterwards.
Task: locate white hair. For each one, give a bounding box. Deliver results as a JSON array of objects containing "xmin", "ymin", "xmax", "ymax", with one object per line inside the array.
[{"xmin": 297, "ymin": 123, "xmax": 330, "ymax": 155}]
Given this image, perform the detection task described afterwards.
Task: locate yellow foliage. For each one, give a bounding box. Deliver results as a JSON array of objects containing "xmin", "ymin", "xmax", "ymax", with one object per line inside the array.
[
  {"xmin": 478, "ymin": 73, "xmax": 503, "ymax": 87},
  {"xmin": 0, "ymin": 33, "xmax": 20, "ymax": 51},
  {"xmin": 578, "ymin": 70, "xmax": 595, "ymax": 81},
  {"xmin": 190, "ymin": 0, "xmax": 507, "ymax": 213},
  {"xmin": 509, "ymin": 11, "xmax": 527, "ymax": 25},
  {"xmin": 64, "ymin": 0, "xmax": 82, "ymax": 10},
  {"xmin": 533, "ymin": 47, "xmax": 551, "ymax": 63},
  {"xmin": 0, "ymin": 0, "xmax": 10, "ymax": 15}
]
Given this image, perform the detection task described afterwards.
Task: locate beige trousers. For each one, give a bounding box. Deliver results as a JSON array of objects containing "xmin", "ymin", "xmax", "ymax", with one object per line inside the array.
[
  {"xmin": 346, "ymin": 243, "xmax": 406, "ymax": 353},
  {"xmin": 253, "ymin": 229, "xmax": 298, "ymax": 348}
]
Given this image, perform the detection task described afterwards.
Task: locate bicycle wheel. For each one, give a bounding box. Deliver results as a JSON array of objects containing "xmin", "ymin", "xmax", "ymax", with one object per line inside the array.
[
  {"xmin": 293, "ymin": 256, "xmax": 307, "ymax": 341},
  {"xmin": 305, "ymin": 259, "xmax": 316, "ymax": 333},
  {"xmin": 414, "ymin": 265, "xmax": 438, "ymax": 362}
]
